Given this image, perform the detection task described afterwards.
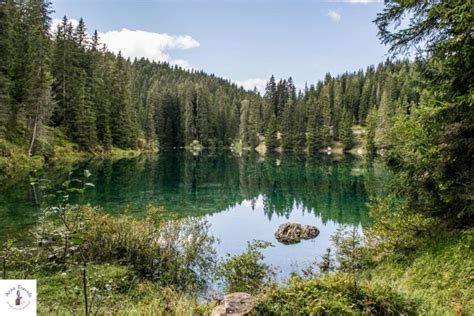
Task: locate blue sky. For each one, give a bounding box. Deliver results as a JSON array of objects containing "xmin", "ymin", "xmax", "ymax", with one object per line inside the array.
[{"xmin": 51, "ymin": 0, "xmax": 387, "ymax": 92}]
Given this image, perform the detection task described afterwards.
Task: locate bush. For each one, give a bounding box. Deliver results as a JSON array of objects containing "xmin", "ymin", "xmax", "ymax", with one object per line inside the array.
[
  {"xmin": 256, "ymin": 273, "xmax": 418, "ymax": 315},
  {"xmin": 33, "ymin": 205, "xmax": 217, "ymax": 291},
  {"xmin": 216, "ymin": 240, "xmax": 275, "ymax": 294}
]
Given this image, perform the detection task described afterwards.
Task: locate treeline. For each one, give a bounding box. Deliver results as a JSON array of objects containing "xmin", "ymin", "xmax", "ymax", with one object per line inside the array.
[
  {"xmin": 0, "ymin": 0, "xmax": 254, "ymax": 154},
  {"xmin": 252, "ymin": 60, "xmax": 419, "ymax": 153},
  {"xmin": 0, "ymin": 0, "xmax": 420, "ymax": 156}
]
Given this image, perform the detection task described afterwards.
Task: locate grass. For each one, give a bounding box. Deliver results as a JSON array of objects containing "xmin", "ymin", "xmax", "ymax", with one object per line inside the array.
[
  {"xmin": 0, "ymin": 129, "xmax": 157, "ymax": 180},
  {"xmin": 37, "ymin": 264, "xmax": 211, "ymax": 316},
  {"xmin": 366, "ymin": 229, "xmax": 474, "ymax": 315},
  {"xmin": 256, "ymin": 273, "xmax": 418, "ymax": 315}
]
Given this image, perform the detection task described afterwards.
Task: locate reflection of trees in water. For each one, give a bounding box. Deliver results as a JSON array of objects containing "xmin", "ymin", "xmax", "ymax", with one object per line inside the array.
[
  {"xmin": 77, "ymin": 151, "xmax": 387, "ymax": 226},
  {"xmin": 0, "ymin": 151, "xmax": 389, "ymax": 240}
]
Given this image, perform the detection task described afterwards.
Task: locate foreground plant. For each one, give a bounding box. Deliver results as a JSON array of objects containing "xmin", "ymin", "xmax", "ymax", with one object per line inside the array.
[{"xmin": 216, "ymin": 240, "xmax": 275, "ymax": 294}]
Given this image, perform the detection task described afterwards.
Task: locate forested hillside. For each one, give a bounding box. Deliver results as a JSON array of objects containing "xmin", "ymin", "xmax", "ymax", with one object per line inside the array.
[{"xmin": 1, "ymin": 0, "xmax": 421, "ymax": 160}]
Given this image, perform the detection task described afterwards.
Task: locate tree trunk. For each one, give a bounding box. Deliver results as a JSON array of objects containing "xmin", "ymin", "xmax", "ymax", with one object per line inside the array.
[{"xmin": 28, "ymin": 115, "xmax": 38, "ymax": 156}]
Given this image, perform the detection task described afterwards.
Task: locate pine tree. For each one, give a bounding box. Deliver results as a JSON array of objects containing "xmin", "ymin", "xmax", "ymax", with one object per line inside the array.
[
  {"xmin": 339, "ymin": 109, "xmax": 354, "ymax": 151},
  {"xmin": 280, "ymin": 99, "xmax": 295, "ymax": 151},
  {"xmin": 90, "ymin": 35, "xmax": 112, "ymax": 150},
  {"xmin": 239, "ymin": 99, "xmax": 250, "ymax": 148},
  {"xmin": 263, "ymin": 75, "xmax": 277, "ymax": 121},
  {"xmin": 196, "ymin": 85, "xmax": 210, "ymax": 146},
  {"xmin": 7, "ymin": 0, "xmax": 29, "ymax": 133},
  {"xmin": 110, "ymin": 53, "xmax": 138, "ymax": 148},
  {"xmin": 365, "ymin": 106, "xmax": 377, "ymax": 156},
  {"xmin": 0, "ymin": 0, "xmax": 12, "ymax": 137},
  {"xmin": 265, "ymin": 114, "xmax": 278, "ymax": 152},
  {"xmin": 184, "ymin": 83, "xmax": 198, "ymax": 145},
  {"xmin": 51, "ymin": 17, "xmax": 73, "ymax": 127},
  {"xmin": 332, "ymin": 81, "xmax": 343, "ymax": 140},
  {"xmin": 24, "ymin": 0, "xmax": 54, "ymax": 155},
  {"xmin": 306, "ymin": 97, "xmax": 322, "ymax": 153},
  {"xmin": 293, "ymin": 100, "xmax": 307, "ymax": 151},
  {"xmin": 374, "ymin": 75, "xmax": 395, "ymax": 149},
  {"xmin": 359, "ymin": 75, "xmax": 372, "ymax": 123},
  {"xmin": 319, "ymin": 85, "xmax": 332, "ymax": 148}
]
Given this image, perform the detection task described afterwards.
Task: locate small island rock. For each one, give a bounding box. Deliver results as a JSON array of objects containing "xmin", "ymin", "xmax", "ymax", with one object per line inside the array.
[{"xmin": 274, "ymin": 222, "xmax": 319, "ymax": 243}]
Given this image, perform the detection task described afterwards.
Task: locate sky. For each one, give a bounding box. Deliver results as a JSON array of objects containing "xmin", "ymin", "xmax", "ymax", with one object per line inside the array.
[{"xmin": 51, "ymin": 0, "xmax": 388, "ymax": 93}]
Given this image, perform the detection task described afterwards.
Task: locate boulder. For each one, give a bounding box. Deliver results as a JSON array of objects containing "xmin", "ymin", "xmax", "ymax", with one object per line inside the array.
[
  {"xmin": 274, "ymin": 222, "xmax": 319, "ymax": 244},
  {"xmin": 211, "ymin": 292, "xmax": 256, "ymax": 316}
]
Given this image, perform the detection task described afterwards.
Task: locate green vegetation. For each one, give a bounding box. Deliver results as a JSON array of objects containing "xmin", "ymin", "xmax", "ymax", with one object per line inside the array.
[
  {"xmin": 256, "ymin": 274, "xmax": 417, "ymax": 315},
  {"xmin": 1, "ymin": 175, "xmax": 217, "ymax": 315},
  {"xmin": 0, "ymin": 0, "xmax": 472, "ymax": 314},
  {"xmin": 367, "ymin": 230, "xmax": 473, "ymax": 315},
  {"xmin": 1, "ymin": 0, "xmax": 422, "ymax": 164},
  {"xmin": 216, "ymin": 240, "xmax": 275, "ymax": 294}
]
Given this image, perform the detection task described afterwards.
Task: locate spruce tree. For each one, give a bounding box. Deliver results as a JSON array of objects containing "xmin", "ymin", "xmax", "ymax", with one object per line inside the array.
[
  {"xmin": 184, "ymin": 83, "xmax": 198, "ymax": 145},
  {"xmin": 339, "ymin": 109, "xmax": 354, "ymax": 151},
  {"xmin": 0, "ymin": 0, "xmax": 11, "ymax": 137},
  {"xmin": 306, "ymin": 97, "xmax": 322, "ymax": 153},
  {"xmin": 110, "ymin": 53, "xmax": 138, "ymax": 148},
  {"xmin": 265, "ymin": 114, "xmax": 278, "ymax": 152},
  {"xmin": 319, "ymin": 85, "xmax": 332, "ymax": 148},
  {"xmin": 365, "ymin": 106, "xmax": 377, "ymax": 156},
  {"xmin": 24, "ymin": 0, "xmax": 54, "ymax": 155},
  {"xmin": 239, "ymin": 99, "xmax": 250, "ymax": 148},
  {"xmin": 280, "ymin": 99, "xmax": 295, "ymax": 151},
  {"xmin": 374, "ymin": 75, "xmax": 395, "ymax": 149},
  {"xmin": 332, "ymin": 81, "xmax": 343, "ymax": 140}
]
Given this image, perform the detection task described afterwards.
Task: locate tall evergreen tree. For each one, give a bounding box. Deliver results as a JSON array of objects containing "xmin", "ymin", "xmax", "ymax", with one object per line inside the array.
[
  {"xmin": 24, "ymin": 0, "xmax": 54, "ymax": 155},
  {"xmin": 374, "ymin": 75, "xmax": 395, "ymax": 149},
  {"xmin": 339, "ymin": 109, "xmax": 354, "ymax": 150},
  {"xmin": 109, "ymin": 53, "xmax": 138, "ymax": 148},
  {"xmin": 332, "ymin": 80, "xmax": 343, "ymax": 140},
  {"xmin": 306, "ymin": 97, "xmax": 322, "ymax": 153},
  {"xmin": 280, "ymin": 99, "xmax": 295, "ymax": 151},
  {"xmin": 365, "ymin": 106, "xmax": 377, "ymax": 156},
  {"xmin": 184, "ymin": 83, "xmax": 198, "ymax": 145},
  {"xmin": 265, "ymin": 114, "xmax": 278, "ymax": 152},
  {"xmin": 0, "ymin": 0, "xmax": 11, "ymax": 137}
]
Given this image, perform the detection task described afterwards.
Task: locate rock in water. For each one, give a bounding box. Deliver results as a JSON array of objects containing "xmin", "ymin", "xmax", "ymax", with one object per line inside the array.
[
  {"xmin": 211, "ymin": 292, "xmax": 255, "ymax": 316},
  {"xmin": 274, "ymin": 222, "xmax": 319, "ymax": 243}
]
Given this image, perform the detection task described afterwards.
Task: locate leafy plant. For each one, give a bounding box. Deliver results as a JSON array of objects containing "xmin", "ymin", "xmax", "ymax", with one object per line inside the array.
[{"xmin": 216, "ymin": 240, "xmax": 275, "ymax": 294}]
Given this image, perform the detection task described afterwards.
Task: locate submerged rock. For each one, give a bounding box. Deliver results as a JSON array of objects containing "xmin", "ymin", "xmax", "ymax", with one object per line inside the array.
[
  {"xmin": 211, "ymin": 292, "xmax": 256, "ymax": 316},
  {"xmin": 274, "ymin": 222, "xmax": 319, "ymax": 244}
]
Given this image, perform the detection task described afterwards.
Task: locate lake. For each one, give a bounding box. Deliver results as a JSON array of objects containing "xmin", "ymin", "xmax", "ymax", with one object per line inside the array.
[{"xmin": 0, "ymin": 150, "xmax": 388, "ymax": 279}]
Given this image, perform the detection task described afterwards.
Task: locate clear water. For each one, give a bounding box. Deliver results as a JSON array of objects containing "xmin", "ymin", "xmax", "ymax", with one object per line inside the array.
[{"xmin": 0, "ymin": 150, "xmax": 388, "ymax": 278}]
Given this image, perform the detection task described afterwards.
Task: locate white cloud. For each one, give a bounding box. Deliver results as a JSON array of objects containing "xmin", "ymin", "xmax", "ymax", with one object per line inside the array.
[
  {"xmin": 170, "ymin": 59, "xmax": 193, "ymax": 70},
  {"xmin": 50, "ymin": 19, "xmax": 199, "ymax": 68},
  {"xmin": 326, "ymin": 10, "xmax": 341, "ymax": 22},
  {"xmin": 99, "ymin": 28, "xmax": 199, "ymax": 64},
  {"xmin": 234, "ymin": 78, "xmax": 268, "ymax": 94}
]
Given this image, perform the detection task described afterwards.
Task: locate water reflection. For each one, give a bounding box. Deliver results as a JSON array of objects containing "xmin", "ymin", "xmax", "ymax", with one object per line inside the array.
[
  {"xmin": 0, "ymin": 150, "xmax": 389, "ymax": 276},
  {"xmin": 0, "ymin": 151, "xmax": 388, "ymax": 243}
]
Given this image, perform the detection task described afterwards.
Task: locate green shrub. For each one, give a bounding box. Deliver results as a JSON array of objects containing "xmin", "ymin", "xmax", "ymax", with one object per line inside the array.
[
  {"xmin": 256, "ymin": 273, "xmax": 418, "ymax": 315},
  {"xmin": 33, "ymin": 205, "xmax": 217, "ymax": 291},
  {"xmin": 216, "ymin": 240, "xmax": 275, "ymax": 294}
]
